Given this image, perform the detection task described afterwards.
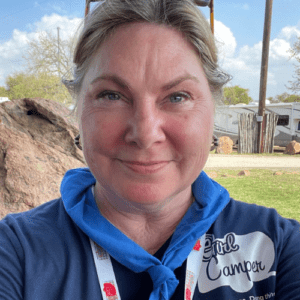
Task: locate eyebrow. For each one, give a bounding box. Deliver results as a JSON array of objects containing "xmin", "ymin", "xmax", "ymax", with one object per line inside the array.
[
  {"xmin": 90, "ymin": 74, "xmax": 200, "ymax": 91},
  {"xmin": 91, "ymin": 74, "xmax": 130, "ymax": 91},
  {"xmin": 162, "ymin": 75, "xmax": 200, "ymax": 91}
]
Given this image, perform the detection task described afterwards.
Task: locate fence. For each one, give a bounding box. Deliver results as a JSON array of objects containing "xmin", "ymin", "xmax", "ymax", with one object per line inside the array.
[
  {"xmin": 238, "ymin": 113, "xmax": 278, "ymax": 153},
  {"xmin": 262, "ymin": 113, "xmax": 279, "ymax": 153}
]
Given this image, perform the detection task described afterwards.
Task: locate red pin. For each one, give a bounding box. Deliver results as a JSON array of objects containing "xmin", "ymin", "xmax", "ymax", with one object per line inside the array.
[
  {"xmin": 103, "ymin": 283, "xmax": 117, "ymax": 297},
  {"xmin": 193, "ymin": 240, "xmax": 201, "ymax": 251},
  {"xmin": 186, "ymin": 287, "xmax": 192, "ymax": 300}
]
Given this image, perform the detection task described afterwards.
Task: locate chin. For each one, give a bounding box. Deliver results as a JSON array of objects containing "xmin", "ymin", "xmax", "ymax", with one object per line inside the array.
[{"xmin": 115, "ymin": 181, "xmax": 179, "ymax": 206}]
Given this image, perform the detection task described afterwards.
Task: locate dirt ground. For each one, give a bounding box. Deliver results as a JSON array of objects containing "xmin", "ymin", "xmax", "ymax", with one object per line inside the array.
[{"xmin": 204, "ymin": 152, "xmax": 300, "ymax": 171}]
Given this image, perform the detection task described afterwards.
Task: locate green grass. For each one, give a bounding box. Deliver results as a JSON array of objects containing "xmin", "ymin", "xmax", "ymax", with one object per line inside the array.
[{"xmin": 208, "ymin": 169, "xmax": 300, "ymax": 222}]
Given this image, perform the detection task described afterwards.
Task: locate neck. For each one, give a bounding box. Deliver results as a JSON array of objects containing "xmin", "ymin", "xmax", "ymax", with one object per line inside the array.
[{"xmin": 94, "ymin": 183, "xmax": 194, "ymax": 254}]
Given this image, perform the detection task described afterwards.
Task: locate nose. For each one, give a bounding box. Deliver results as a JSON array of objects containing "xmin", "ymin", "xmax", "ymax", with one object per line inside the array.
[{"xmin": 124, "ymin": 102, "xmax": 166, "ymax": 149}]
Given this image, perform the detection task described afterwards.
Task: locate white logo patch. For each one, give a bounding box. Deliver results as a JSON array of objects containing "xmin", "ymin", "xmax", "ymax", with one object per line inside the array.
[{"xmin": 198, "ymin": 232, "xmax": 276, "ymax": 293}]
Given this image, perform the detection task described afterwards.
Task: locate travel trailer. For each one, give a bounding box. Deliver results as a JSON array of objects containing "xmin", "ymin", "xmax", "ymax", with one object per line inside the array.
[
  {"xmin": 214, "ymin": 102, "xmax": 300, "ymax": 147},
  {"xmin": 0, "ymin": 97, "xmax": 9, "ymax": 104}
]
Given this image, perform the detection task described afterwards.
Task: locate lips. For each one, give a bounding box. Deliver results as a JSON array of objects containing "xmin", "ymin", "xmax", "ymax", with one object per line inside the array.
[
  {"xmin": 122, "ymin": 161, "xmax": 167, "ymax": 165},
  {"xmin": 118, "ymin": 160, "xmax": 169, "ymax": 174}
]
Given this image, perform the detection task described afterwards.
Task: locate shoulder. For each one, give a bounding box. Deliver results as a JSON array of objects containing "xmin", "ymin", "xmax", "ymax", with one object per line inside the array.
[
  {"xmin": 208, "ymin": 198, "xmax": 300, "ymax": 271},
  {"xmin": 215, "ymin": 198, "xmax": 300, "ymax": 237},
  {"xmin": 0, "ymin": 199, "xmax": 79, "ymax": 256},
  {"xmin": 1, "ymin": 199, "xmax": 67, "ymax": 231},
  {"xmin": 0, "ymin": 199, "xmax": 96, "ymax": 299},
  {"xmin": 0, "ymin": 197, "xmax": 88, "ymax": 270},
  {"xmin": 200, "ymin": 199, "xmax": 300, "ymax": 296},
  {"xmin": 211, "ymin": 198, "xmax": 300, "ymax": 280}
]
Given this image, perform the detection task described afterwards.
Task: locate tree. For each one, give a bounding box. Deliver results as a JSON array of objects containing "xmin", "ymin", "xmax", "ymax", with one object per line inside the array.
[
  {"xmin": 267, "ymin": 96, "xmax": 281, "ymax": 104},
  {"xmin": 274, "ymin": 92, "xmax": 289, "ymax": 103},
  {"xmin": 23, "ymin": 31, "xmax": 77, "ymax": 79},
  {"xmin": 0, "ymin": 86, "xmax": 8, "ymax": 97},
  {"xmin": 282, "ymin": 94, "xmax": 300, "ymax": 103},
  {"xmin": 269, "ymin": 92, "xmax": 300, "ymax": 103},
  {"xmin": 288, "ymin": 36, "xmax": 300, "ymax": 93},
  {"xmin": 5, "ymin": 72, "xmax": 72, "ymax": 104},
  {"xmin": 223, "ymin": 86, "xmax": 253, "ymax": 105},
  {"xmin": 8, "ymin": 29, "xmax": 78, "ymax": 105}
]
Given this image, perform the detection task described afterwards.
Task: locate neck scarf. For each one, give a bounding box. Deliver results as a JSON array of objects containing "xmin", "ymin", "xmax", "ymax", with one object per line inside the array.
[{"xmin": 61, "ymin": 168, "xmax": 230, "ymax": 300}]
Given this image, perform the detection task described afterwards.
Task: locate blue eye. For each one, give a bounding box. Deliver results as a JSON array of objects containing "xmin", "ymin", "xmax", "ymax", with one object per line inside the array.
[
  {"xmin": 97, "ymin": 91, "xmax": 121, "ymax": 101},
  {"xmin": 170, "ymin": 93, "xmax": 190, "ymax": 103}
]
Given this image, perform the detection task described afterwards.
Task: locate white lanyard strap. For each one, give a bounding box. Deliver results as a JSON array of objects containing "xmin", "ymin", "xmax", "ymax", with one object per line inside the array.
[
  {"xmin": 90, "ymin": 239, "xmax": 122, "ymax": 300},
  {"xmin": 185, "ymin": 234, "xmax": 206, "ymax": 300},
  {"xmin": 90, "ymin": 235, "xmax": 205, "ymax": 300}
]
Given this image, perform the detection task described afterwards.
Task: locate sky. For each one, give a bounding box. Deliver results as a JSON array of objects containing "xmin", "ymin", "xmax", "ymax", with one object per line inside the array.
[{"xmin": 0, "ymin": 0, "xmax": 300, "ymax": 101}]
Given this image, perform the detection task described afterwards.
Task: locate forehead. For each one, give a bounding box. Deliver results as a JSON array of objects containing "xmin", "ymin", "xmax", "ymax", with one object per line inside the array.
[{"xmin": 83, "ymin": 22, "xmax": 204, "ymax": 89}]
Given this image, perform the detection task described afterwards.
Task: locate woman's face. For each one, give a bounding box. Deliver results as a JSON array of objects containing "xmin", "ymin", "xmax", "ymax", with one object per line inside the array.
[{"xmin": 77, "ymin": 22, "xmax": 214, "ymax": 205}]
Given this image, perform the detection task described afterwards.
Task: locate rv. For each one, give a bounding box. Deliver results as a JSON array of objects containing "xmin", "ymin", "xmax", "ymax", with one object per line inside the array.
[
  {"xmin": 0, "ymin": 97, "xmax": 9, "ymax": 104},
  {"xmin": 214, "ymin": 102, "xmax": 300, "ymax": 147}
]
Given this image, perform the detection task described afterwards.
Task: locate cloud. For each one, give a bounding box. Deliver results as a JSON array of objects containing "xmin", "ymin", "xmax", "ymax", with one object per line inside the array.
[
  {"xmin": 33, "ymin": 13, "xmax": 82, "ymax": 39},
  {"xmin": 0, "ymin": 13, "xmax": 298, "ymax": 100},
  {"xmin": 214, "ymin": 20, "xmax": 237, "ymax": 59},
  {"xmin": 279, "ymin": 25, "xmax": 300, "ymax": 42},
  {"xmin": 0, "ymin": 14, "xmax": 82, "ymax": 86},
  {"xmin": 214, "ymin": 21, "xmax": 299, "ymax": 99},
  {"xmin": 269, "ymin": 38, "xmax": 291, "ymax": 60}
]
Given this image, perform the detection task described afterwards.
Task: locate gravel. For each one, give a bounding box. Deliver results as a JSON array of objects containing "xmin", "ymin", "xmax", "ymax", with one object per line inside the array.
[{"xmin": 204, "ymin": 154, "xmax": 300, "ymax": 170}]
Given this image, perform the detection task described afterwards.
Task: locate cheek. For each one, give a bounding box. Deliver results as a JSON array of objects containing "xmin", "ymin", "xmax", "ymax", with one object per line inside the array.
[
  {"xmin": 168, "ymin": 106, "xmax": 214, "ymax": 162},
  {"xmin": 80, "ymin": 108, "xmax": 125, "ymax": 157},
  {"xmin": 173, "ymin": 107, "xmax": 214, "ymax": 142}
]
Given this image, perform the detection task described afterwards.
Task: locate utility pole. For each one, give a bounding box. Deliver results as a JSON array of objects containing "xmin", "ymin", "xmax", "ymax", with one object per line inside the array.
[
  {"xmin": 195, "ymin": 0, "xmax": 214, "ymax": 34},
  {"xmin": 209, "ymin": 0, "xmax": 214, "ymax": 35},
  {"xmin": 257, "ymin": 0, "xmax": 273, "ymax": 153},
  {"xmin": 57, "ymin": 27, "xmax": 60, "ymax": 77}
]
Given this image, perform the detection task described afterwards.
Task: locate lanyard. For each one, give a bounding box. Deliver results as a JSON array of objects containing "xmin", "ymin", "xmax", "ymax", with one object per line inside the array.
[{"xmin": 90, "ymin": 234, "xmax": 205, "ymax": 300}]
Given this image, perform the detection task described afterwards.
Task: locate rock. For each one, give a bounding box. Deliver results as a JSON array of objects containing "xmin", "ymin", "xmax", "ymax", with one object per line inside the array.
[
  {"xmin": 237, "ymin": 170, "xmax": 250, "ymax": 176},
  {"xmin": 274, "ymin": 172, "xmax": 283, "ymax": 176},
  {"xmin": 284, "ymin": 140, "xmax": 300, "ymax": 155},
  {"xmin": 206, "ymin": 171, "xmax": 218, "ymax": 179},
  {"xmin": 215, "ymin": 136, "xmax": 233, "ymax": 154},
  {"xmin": 0, "ymin": 98, "xmax": 86, "ymax": 219}
]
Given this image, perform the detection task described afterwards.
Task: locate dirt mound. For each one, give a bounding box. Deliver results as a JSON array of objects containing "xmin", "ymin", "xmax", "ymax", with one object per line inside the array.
[{"xmin": 0, "ymin": 98, "xmax": 86, "ymax": 219}]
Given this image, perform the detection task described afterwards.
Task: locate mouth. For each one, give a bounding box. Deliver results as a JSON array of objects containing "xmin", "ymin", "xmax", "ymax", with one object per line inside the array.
[{"xmin": 118, "ymin": 160, "xmax": 169, "ymax": 174}]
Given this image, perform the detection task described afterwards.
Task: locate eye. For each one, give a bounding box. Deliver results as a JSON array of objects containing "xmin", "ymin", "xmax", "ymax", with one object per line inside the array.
[
  {"xmin": 97, "ymin": 91, "xmax": 121, "ymax": 101},
  {"xmin": 169, "ymin": 92, "xmax": 191, "ymax": 103}
]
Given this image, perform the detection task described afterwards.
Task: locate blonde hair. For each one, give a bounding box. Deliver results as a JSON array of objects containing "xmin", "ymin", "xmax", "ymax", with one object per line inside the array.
[{"xmin": 63, "ymin": 0, "xmax": 231, "ymax": 111}]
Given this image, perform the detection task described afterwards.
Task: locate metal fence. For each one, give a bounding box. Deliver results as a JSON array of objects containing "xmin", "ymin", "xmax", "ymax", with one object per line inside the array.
[{"xmin": 238, "ymin": 113, "xmax": 278, "ymax": 153}]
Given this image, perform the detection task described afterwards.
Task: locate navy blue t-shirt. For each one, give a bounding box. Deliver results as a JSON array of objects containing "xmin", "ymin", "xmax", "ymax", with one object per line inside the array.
[{"xmin": 0, "ymin": 198, "xmax": 300, "ymax": 299}]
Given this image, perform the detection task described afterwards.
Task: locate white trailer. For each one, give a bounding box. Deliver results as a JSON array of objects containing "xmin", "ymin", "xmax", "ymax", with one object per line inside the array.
[
  {"xmin": 214, "ymin": 102, "xmax": 300, "ymax": 147},
  {"xmin": 0, "ymin": 97, "xmax": 9, "ymax": 103}
]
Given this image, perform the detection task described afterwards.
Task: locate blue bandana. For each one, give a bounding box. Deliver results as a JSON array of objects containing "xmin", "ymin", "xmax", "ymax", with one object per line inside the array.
[{"xmin": 61, "ymin": 168, "xmax": 230, "ymax": 300}]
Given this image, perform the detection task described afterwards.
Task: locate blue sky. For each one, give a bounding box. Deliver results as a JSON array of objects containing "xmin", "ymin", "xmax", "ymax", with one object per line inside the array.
[{"xmin": 1, "ymin": 0, "xmax": 300, "ymax": 101}]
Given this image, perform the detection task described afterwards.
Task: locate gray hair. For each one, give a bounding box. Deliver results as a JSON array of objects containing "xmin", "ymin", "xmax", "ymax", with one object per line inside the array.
[{"xmin": 63, "ymin": 0, "xmax": 231, "ymax": 112}]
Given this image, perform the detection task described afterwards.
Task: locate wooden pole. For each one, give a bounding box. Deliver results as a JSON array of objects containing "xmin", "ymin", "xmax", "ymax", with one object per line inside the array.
[
  {"xmin": 85, "ymin": 0, "xmax": 90, "ymax": 17},
  {"xmin": 257, "ymin": 0, "xmax": 273, "ymax": 153},
  {"xmin": 210, "ymin": 0, "xmax": 214, "ymax": 34}
]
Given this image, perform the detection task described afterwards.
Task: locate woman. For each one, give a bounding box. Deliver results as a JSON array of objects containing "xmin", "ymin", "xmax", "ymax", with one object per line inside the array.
[{"xmin": 0, "ymin": 0, "xmax": 299, "ymax": 299}]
